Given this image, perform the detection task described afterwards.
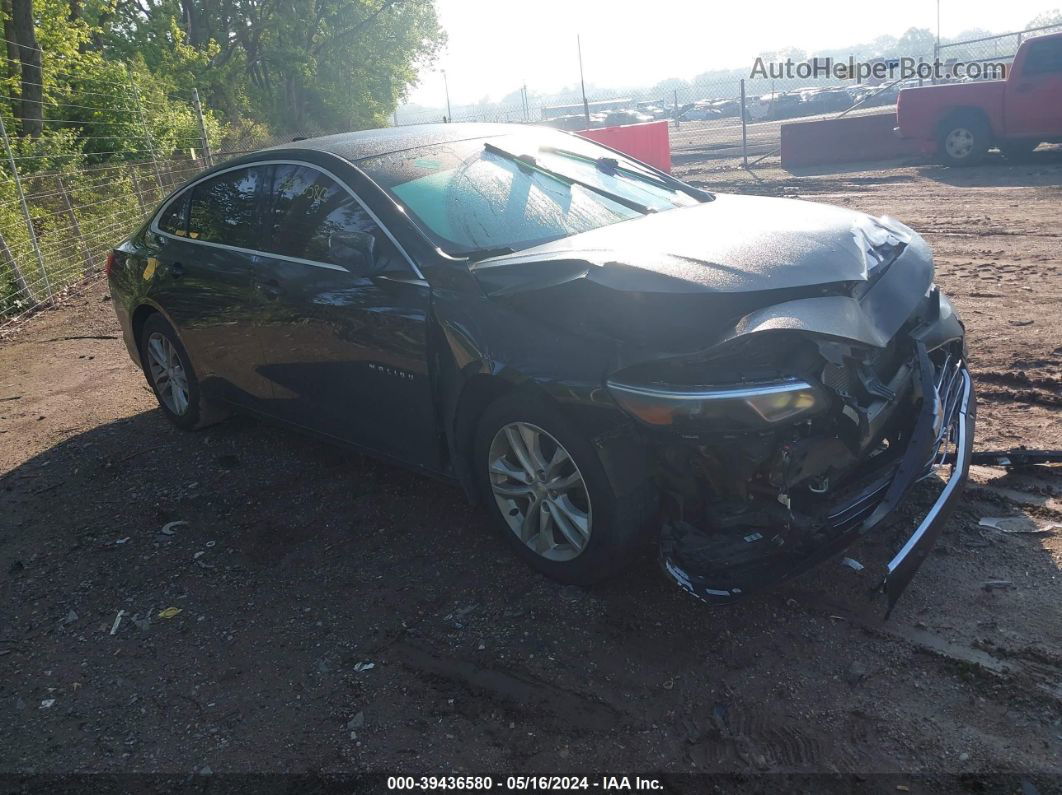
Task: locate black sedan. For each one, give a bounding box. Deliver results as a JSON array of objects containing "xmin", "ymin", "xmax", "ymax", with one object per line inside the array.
[{"xmin": 106, "ymin": 123, "xmax": 974, "ymax": 612}]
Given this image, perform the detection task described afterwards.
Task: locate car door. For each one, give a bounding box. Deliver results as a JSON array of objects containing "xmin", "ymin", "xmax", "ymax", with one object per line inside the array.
[
  {"xmin": 249, "ymin": 161, "xmax": 439, "ymax": 468},
  {"xmin": 146, "ymin": 165, "xmax": 275, "ymax": 409},
  {"xmin": 1005, "ymin": 37, "xmax": 1062, "ymax": 139}
]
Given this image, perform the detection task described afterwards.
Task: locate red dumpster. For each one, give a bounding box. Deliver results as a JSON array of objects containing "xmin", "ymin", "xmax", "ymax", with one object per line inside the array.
[{"xmin": 577, "ymin": 120, "xmax": 671, "ymax": 173}]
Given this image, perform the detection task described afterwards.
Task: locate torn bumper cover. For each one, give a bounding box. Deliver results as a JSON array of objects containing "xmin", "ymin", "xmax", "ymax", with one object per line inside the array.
[{"xmin": 661, "ymin": 344, "xmax": 975, "ymax": 615}]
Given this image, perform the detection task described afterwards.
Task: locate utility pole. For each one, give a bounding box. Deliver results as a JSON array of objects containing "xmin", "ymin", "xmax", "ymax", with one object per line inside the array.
[
  {"xmin": 936, "ymin": 0, "xmax": 941, "ymax": 50},
  {"xmin": 739, "ymin": 79, "xmax": 748, "ymax": 169},
  {"xmin": 934, "ymin": 0, "xmax": 942, "ymax": 83},
  {"xmin": 0, "ymin": 112, "xmax": 48, "ymax": 297},
  {"xmin": 578, "ymin": 34, "xmax": 590, "ymax": 129},
  {"xmin": 442, "ymin": 69, "xmax": 452, "ymax": 123}
]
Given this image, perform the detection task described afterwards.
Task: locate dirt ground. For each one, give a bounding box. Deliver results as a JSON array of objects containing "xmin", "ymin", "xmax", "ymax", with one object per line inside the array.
[{"xmin": 2, "ymin": 149, "xmax": 1061, "ymax": 787}]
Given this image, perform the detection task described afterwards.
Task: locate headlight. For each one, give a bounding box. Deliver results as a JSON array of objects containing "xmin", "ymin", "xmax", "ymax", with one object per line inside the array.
[{"xmin": 606, "ymin": 378, "xmax": 826, "ymax": 428}]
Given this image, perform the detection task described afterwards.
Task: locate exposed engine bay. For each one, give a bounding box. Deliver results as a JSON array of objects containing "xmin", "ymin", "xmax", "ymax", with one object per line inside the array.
[
  {"xmin": 654, "ymin": 337, "xmax": 967, "ymax": 604},
  {"xmin": 593, "ymin": 242, "xmax": 972, "ymax": 613}
]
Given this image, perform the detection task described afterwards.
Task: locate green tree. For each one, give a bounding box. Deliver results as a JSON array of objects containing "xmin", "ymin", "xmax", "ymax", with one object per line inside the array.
[
  {"xmin": 9, "ymin": 0, "xmax": 43, "ymax": 136},
  {"xmin": 1027, "ymin": 9, "xmax": 1062, "ymax": 29},
  {"xmin": 101, "ymin": 0, "xmax": 444, "ymax": 134},
  {"xmin": 895, "ymin": 27, "xmax": 937, "ymax": 58}
]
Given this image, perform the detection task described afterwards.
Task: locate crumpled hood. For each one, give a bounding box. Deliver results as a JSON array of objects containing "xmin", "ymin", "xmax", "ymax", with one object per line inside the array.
[{"xmin": 472, "ymin": 193, "xmax": 914, "ymax": 296}]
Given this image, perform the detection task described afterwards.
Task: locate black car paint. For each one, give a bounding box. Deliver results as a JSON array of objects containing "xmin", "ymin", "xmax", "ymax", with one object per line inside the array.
[
  {"xmin": 248, "ymin": 250, "xmax": 437, "ymax": 464},
  {"xmin": 109, "ymin": 124, "xmax": 972, "ymax": 609},
  {"xmin": 145, "ymin": 222, "xmax": 275, "ymax": 407},
  {"xmin": 114, "ymin": 147, "xmax": 455, "ymax": 473}
]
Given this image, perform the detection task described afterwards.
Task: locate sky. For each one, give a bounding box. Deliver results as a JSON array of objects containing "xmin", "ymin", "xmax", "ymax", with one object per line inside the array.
[{"xmin": 405, "ymin": 0, "xmax": 1058, "ymax": 107}]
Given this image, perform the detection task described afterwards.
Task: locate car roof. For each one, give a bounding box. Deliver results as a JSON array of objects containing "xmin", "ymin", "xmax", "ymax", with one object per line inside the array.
[{"xmin": 264, "ymin": 123, "xmax": 524, "ymax": 163}]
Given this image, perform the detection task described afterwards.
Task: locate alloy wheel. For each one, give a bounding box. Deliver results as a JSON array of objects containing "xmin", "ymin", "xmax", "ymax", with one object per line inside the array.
[
  {"xmin": 146, "ymin": 332, "xmax": 190, "ymax": 416},
  {"xmin": 488, "ymin": 421, "xmax": 592, "ymax": 561}
]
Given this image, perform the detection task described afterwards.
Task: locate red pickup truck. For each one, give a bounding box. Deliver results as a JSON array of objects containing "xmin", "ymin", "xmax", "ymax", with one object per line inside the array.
[{"xmin": 896, "ymin": 31, "xmax": 1062, "ymax": 165}]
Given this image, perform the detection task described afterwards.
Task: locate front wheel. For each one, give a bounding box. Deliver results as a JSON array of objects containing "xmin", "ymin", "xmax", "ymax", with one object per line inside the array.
[{"xmin": 475, "ymin": 393, "xmax": 656, "ymax": 585}]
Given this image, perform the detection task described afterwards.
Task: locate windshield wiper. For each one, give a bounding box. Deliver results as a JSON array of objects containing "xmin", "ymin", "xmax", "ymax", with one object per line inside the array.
[
  {"xmin": 462, "ymin": 245, "xmax": 516, "ymax": 261},
  {"xmin": 483, "ymin": 142, "xmax": 655, "ymax": 216},
  {"xmin": 539, "ymin": 145, "xmax": 713, "ymax": 202}
]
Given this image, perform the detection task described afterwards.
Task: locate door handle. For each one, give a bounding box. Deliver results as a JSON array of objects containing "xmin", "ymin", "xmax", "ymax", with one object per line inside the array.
[
  {"xmin": 168, "ymin": 261, "xmax": 184, "ymax": 278},
  {"xmin": 256, "ymin": 278, "xmax": 281, "ymax": 299}
]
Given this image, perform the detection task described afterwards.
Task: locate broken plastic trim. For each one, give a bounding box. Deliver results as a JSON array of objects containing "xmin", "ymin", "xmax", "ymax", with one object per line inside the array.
[
  {"xmin": 882, "ymin": 366, "xmax": 974, "ymax": 617},
  {"xmin": 658, "ymin": 347, "xmax": 975, "ymax": 617}
]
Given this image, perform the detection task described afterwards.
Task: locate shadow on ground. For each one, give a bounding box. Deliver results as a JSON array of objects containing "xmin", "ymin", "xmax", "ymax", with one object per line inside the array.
[{"xmin": 4, "ymin": 399, "xmax": 1061, "ymax": 775}]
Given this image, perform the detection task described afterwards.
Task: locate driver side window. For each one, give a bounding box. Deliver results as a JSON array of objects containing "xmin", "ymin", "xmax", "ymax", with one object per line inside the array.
[{"xmin": 261, "ymin": 164, "xmax": 401, "ymax": 271}]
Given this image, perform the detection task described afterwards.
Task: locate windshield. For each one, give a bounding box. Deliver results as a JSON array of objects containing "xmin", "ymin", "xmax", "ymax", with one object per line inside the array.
[{"xmin": 358, "ymin": 131, "xmax": 702, "ymax": 257}]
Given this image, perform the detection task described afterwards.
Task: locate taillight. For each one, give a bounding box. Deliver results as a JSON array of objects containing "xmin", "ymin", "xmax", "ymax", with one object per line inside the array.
[{"xmin": 104, "ymin": 251, "xmax": 117, "ymax": 277}]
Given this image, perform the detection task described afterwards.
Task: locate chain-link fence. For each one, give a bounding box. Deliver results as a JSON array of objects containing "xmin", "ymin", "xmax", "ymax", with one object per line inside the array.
[
  {"xmin": 935, "ymin": 22, "xmax": 1062, "ymax": 69},
  {"xmin": 0, "ymin": 57, "xmax": 306, "ymax": 328},
  {"xmin": 395, "ymin": 74, "xmax": 909, "ymax": 166}
]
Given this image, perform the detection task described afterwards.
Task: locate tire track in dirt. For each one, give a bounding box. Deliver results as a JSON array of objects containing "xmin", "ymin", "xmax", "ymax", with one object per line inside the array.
[
  {"xmin": 388, "ymin": 642, "xmax": 623, "ymax": 733},
  {"xmin": 973, "ymin": 385, "xmax": 1062, "ymax": 409},
  {"xmin": 689, "ymin": 704, "xmax": 858, "ymax": 772},
  {"xmin": 974, "ymin": 369, "xmax": 1062, "ymax": 391}
]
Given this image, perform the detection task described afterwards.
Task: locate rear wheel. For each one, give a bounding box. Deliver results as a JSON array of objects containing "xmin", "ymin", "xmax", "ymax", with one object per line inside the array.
[
  {"xmin": 139, "ymin": 314, "xmax": 227, "ymax": 430},
  {"xmin": 475, "ymin": 392, "xmax": 655, "ymax": 585},
  {"xmin": 938, "ymin": 115, "xmax": 990, "ymax": 166}
]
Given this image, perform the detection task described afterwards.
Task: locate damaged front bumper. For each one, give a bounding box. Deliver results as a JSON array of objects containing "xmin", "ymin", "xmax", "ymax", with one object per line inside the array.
[{"xmin": 660, "ymin": 344, "xmax": 975, "ymax": 615}]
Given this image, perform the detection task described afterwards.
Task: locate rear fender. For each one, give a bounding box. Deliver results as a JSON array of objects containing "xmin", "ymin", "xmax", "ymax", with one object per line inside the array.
[
  {"xmin": 938, "ymin": 106, "xmax": 996, "ymax": 139},
  {"xmin": 125, "ymin": 299, "xmax": 190, "ymax": 370}
]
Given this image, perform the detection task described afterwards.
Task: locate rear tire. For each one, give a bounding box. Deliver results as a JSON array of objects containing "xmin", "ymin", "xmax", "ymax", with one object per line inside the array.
[
  {"xmin": 938, "ymin": 114, "xmax": 990, "ymax": 166},
  {"xmin": 474, "ymin": 392, "xmax": 655, "ymax": 585},
  {"xmin": 139, "ymin": 314, "xmax": 227, "ymax": 431}
]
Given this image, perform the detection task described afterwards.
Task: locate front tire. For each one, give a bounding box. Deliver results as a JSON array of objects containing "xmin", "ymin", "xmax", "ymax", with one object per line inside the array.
[
  {"xmin": 139, "ymin": 314, "xmax": 226, "ymax": 431},
  {"xmin": 474, "ymin": 392, "xmax": 655, "ymax": 585},
  {"xmin": 938, "ymin": 114, "xmax": 990, "ymax": 166}
]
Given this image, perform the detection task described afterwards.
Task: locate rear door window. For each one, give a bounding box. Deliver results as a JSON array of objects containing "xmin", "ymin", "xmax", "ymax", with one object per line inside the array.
[
  {"xmin": 262, "ymin": 163, "xmax": 401, "ymax": 270},
  {"xmin": 1025, "ymin": 39, "xmax": 1062, "ymax": 75},
  {"xmin": 157, "ymin": 190, "xmax": 189, "ymax": 236},
  {"xmin": 188, "ymin": 166, "xmax": 264, "ymax": 248}
]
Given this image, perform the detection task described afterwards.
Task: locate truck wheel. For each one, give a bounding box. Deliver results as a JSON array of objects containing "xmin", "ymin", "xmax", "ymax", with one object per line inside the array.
[
  {"xmin": 938, "ymin": 115, "xmax": 989, "ymax": 166},
  {"xmin": 999, "ymin": 140, "xmax": 1038, "ymax": 162},
  {"xmin": 475, "ymin": 392, "xmax": 656, "ymax": 585}
]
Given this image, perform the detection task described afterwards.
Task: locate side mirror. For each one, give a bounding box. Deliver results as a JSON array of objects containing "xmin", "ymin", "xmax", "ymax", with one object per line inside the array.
[{"xmin": 328, "ymin": 230, "xmax": 376, "ymax": 275}]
